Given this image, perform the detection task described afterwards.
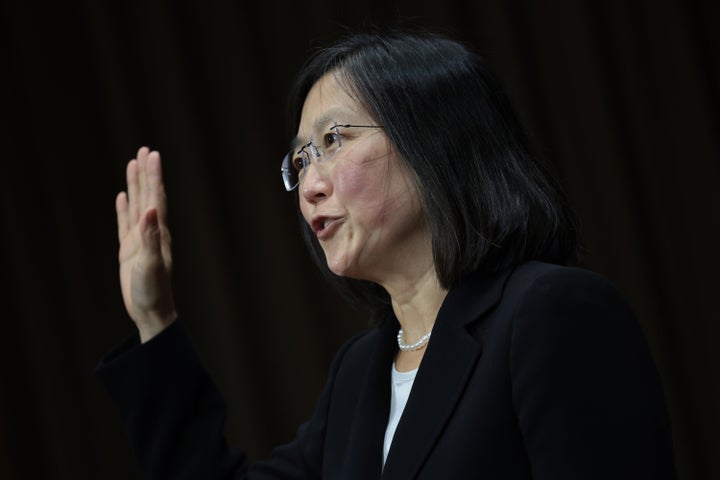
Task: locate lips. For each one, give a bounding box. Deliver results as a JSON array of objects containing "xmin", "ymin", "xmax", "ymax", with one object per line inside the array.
[{"xmin": 311, "ymin": 216, "xmax": 342, "ymax": 239}]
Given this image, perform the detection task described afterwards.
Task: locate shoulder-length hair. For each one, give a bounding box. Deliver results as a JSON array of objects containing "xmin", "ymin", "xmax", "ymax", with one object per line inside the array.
[{"xmin": 286, "ymin": 28, "xmax": 580, "ymax": 318}]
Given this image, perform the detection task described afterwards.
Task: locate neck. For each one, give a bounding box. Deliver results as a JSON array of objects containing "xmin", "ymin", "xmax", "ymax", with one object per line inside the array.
[{"xmin": 385, "ymin": 267, "xmax": 447, "ymax": 346}]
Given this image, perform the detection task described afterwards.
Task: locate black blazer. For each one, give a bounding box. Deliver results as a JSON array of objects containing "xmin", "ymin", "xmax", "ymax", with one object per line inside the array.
[{"xmin": 97, "ymin": 261, "xmax": 676, "ymax": 479}]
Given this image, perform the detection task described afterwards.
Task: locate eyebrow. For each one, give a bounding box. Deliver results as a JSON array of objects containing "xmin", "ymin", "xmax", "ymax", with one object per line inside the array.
[{"xmin": 290, "ymin": 108, "xmax": 350, "ymax": 151}]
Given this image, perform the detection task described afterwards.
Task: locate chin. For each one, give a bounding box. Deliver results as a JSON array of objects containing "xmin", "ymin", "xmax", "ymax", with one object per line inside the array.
[
  {"xmin": 325, "ymin": 254, "xmax": 360, "ymax": 279},
  {"xmin": 327, "ymin": 262, "xmax": 353, "ymax": 278}
]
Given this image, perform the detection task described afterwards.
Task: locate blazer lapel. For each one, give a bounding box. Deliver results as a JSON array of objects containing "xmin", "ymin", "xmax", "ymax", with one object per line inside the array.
[
  {"xmin": 381, "ymin": 268, "xmax": 513, "ymax": 479},
  {"xmin": 342, "ymin": 317, "xmax": 398, "ymax": 479}
]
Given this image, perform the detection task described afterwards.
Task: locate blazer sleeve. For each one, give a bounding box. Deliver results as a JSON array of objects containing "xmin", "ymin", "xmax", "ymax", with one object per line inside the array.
[
  {"xmin": 508, "ymin": 267, "xmax": 676, "ymax": 479},
  {"xmin": 95, "ymin": 320, "xmax": 355, "ymax": 480}
]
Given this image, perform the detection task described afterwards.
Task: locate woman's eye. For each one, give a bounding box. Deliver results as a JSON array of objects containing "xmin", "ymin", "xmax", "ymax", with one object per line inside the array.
[
  {"xmin": 292, "ymin": 156, "xmax": 305, "ymax": 172},
  {"xmin": 324, "ymin": 132, "xmax": 340, "ymax": 148}
]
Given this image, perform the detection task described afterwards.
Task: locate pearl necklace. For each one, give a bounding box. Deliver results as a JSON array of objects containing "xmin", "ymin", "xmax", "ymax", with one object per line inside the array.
[{"xmin": 397, "ymin": 329, "xmax": 432, "ymax": 351}]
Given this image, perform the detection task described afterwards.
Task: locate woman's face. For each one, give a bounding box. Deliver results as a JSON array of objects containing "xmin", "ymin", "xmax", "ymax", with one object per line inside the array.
[{"xmin": 296, "ymin": 73, "xmax": 431, "ymax": 284}]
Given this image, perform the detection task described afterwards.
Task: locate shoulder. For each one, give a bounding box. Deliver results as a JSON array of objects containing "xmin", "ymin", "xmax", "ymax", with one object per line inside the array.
[
  {"xmin": 503, "ymin": 261, "xmax": 634, "ymax": 319},
  {"xmin": 326, "ymin": 328, "xmax": 376, "ymax": 372},
  {"xmin": 502, "ymin": 261, "xmax": 651, "ymax": 373},
  {"xmin": 454, "ymin": 261, "xmax": 645, "ymax": 357},
  {"xmin": 507, "ymin": 260, "xmax": 621, "ymax": 293},
  {"xmin": 324, "ymin": 322, "xmax": 392, "ymax": 377},
  {"xmin": 502, "ymin": 264, "xmax": 675, "ymax": 477}
]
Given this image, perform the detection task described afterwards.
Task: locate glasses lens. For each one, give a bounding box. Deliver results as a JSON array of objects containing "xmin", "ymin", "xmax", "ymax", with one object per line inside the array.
[{"xmin": 281, "ymin": 151, "xmax": 299, "ymax": 191}]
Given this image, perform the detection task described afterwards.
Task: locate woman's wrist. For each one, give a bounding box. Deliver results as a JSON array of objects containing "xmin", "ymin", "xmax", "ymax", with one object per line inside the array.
[{"xmin": 137, "ymin": 312, "xmax": 177, "ymax": 343}]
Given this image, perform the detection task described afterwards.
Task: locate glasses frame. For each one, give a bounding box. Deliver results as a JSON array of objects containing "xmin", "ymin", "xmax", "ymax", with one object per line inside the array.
[{"xmin": 281, "ymin": 123, "xmax": 384, "ymax": 191}]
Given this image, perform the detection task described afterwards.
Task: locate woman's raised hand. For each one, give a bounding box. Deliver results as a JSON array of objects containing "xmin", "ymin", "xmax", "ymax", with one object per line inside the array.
[{"xmin": 116, "ymin": 147, "xmax": 177, "ymax": 343}]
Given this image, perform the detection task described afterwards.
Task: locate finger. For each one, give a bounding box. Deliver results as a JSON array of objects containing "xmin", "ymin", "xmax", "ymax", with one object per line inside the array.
[
  {"xmin": 146, "ymin": 150, "xmax": 168, "ymax": 226},
  {"xmin": 137, "ymin": 146, "xmax": 149, "ymax": 216},
  {"xmin": 126, "ymin": 159, "xmax": 139, "ymax": 224},
  {"xmin": 116, "ymin": 191, "xmax": 129, "ymax": 242},
  {"xmin": 140, "ymin": 207, "xmax": 162, "ymax": 257}
]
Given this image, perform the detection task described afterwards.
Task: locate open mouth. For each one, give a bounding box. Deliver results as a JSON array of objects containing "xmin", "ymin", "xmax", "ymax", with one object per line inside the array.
[{"xmin": 312, "ymin": 216, "xmax": 342, "ymax": 239}]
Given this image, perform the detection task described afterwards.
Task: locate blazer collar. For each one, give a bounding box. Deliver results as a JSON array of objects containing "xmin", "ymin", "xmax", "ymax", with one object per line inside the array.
[{"xmin": 381, "ymin": 267, "xmax": 514, "ymax": 479}]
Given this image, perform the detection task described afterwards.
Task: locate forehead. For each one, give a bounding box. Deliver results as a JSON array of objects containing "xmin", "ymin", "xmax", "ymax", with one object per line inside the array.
[{"xmin": 295, "ymin": 73, "xmax": 367, "ymax": 141}]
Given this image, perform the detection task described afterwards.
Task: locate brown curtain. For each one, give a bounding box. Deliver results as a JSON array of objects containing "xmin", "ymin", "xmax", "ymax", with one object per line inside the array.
[{"xmin": 1, "ymin": 1, "xmax": 718, "ymax": 478}]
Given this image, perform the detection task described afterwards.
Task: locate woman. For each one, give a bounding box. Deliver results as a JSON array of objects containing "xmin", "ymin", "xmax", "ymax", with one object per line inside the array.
[{"xmin": 97, "ymin": 29, "xmax": 676, "ymax": 479}]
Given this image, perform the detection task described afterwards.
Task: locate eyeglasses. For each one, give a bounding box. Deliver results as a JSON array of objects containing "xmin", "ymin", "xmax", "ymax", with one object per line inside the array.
[{"xmin": 281, "ymin": 122, "xmax": 384, "ymax": 191}]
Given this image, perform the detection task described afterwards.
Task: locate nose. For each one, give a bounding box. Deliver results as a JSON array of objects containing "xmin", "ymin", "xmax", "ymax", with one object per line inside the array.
[{"xmin": 300, "ymin": 162, "xmax": 332, "ymax": 204}]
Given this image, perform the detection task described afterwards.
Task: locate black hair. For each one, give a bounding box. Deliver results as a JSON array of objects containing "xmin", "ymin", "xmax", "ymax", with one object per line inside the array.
[{"xmin": 287, "ymin": 27, "xmax": 580, "ymax": 318}]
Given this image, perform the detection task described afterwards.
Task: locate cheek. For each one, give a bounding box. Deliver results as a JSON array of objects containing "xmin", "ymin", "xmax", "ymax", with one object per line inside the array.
[
  {"xmin": 335, "ymin": 161, "xmax": 388, "ymax": 218},
  {"xmin": 336, "ymin": 165, "xmax": 369, "ymax": 195}
]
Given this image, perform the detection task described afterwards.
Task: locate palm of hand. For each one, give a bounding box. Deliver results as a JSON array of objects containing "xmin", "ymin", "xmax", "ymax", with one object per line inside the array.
[{"xmin": 116, "ymin": 147, "xmax": 177, "ymax": 341}]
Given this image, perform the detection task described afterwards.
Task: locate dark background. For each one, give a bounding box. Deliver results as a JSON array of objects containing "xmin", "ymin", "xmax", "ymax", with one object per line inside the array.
[{"xmin": 1, "ymin": 0, "xmax": 718, "ymax": 478}]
